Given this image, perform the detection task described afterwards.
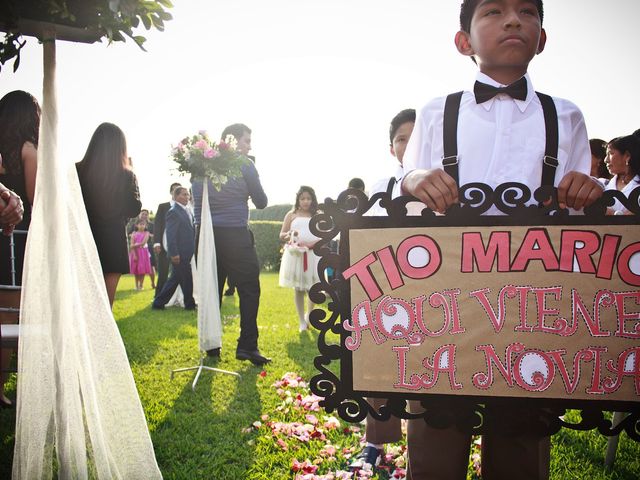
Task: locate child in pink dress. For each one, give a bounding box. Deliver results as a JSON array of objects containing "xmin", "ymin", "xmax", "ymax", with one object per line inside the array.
[{"xmin": 129, "ymin": 220, "xmax": 152, "ymax": 290}]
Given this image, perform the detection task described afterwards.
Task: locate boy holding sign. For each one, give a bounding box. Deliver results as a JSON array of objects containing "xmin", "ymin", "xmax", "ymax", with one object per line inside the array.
[
  {"xmin": 350, "ymin": 109, "xmax": 416, "ymax": 471},
  {"xmin": 401, "ymin": 1, "xmax": 603, "ymax": 478}
]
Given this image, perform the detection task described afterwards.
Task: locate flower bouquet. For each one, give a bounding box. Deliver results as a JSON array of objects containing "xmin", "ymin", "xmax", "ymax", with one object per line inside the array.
[{"xmin": 171, "ymin": 130, "xmax": 248, "ymax": 190}]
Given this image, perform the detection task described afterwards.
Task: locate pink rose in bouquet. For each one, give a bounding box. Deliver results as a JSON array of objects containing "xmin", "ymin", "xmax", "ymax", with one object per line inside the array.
[{"xmin": 171, "ymin": 130, "xmax": 248, "ymax": 190}]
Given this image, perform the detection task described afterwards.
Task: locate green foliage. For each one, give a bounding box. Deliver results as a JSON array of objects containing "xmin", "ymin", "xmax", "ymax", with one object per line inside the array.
[
  {"xmin": 0, "ymin": 0, "xmax": 173, "ymax": 73},
  {"xmin": 0, "ymin": 32, "xmax": 25, "ymax": 72},
  {"xmin": 250, "ymin": 220, "xmax": 282, "ymax": 271},
  {"xmin": 250, "ymin": 204, "xmax": 292, "ymax": 222}
]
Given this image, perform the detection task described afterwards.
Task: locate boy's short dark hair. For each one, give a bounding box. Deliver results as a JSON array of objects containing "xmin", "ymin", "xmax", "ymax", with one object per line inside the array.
[
  {"xmin": 169, "ymin": 182, "xmax": 181, "ymax": 194},
  {"xmin": 348, "ymin": 177, "xmax": 365, "ymax": 191},
  {"xmin": 389, "ymin": 109, "xmax": 416, "ymax": 144},
  {"xmin": 589, "ymin": 138, "xmax": 607, "ymax": 162},
  {"xmin": 459, "ymin": 0, "xmax": 544, "ymax": 33},
  {"xmin": 221, "ymin": 123, "xmax": 251, "ymax": 141}
]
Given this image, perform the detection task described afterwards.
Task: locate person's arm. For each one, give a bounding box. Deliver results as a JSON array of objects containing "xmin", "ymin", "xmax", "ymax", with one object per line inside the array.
[
  {"xmin": 133, "ymin": 231, "xmax": 148, "ymax": 247},
  {"xmin": 129, "ymin": 233, "xmax": 138, "ymax": 260},
  {"xmin": 21, "ymin": 141, "xmax": 37, "ymax": 205},
  {"xmin": 164, "ymin": 208, "xmax": 180, "ymax": 263},
  {"xmin": 279, "ymin": 212, "xmax": 295, "ymax": 242},
  {"xmin": 556, "ymin": 173, "xmax": 603, "ymax": 210},
  {"xmin": 0, "ymin": 184, "xmax": 23, "ymax": 235},
  {"xmin": 400, "ymin": 100, "xmax": 459, "ymax": 213},
  {"xmin": 556, "ymin": 103, "xmax": 603, "ymax": 210},
  {"xmin": 402, "ymin": 169, "xmax": 459, "ymax": 214},
  {"xmin": 122, "ymin": 171, "xmax": 142, "ymax": 219},
  {"xmin": 243, "ymin": 162, "xmax": 268, "ymax": 209},
  {"xmin": 153, "ymin": 204, "xmax": 165, "ymax": 252}
]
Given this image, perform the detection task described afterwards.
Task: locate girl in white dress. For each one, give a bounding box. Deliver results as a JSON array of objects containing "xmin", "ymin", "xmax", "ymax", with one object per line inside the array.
[
  {"xmin": 279, "ymin": 186, "xmax": 320, "ymax": 331},
  {"xmin": 604, "ymin": 135, "xmax": 640, "ymax": 215}
]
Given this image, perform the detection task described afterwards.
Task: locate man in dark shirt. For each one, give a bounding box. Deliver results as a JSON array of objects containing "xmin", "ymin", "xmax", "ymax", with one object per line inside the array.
[{"xmin": 191, "ymin": 123, "xmax": 269, "ymax": 365}]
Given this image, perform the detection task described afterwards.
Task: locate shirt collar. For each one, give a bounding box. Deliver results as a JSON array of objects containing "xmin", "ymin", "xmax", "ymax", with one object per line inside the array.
[{"xmin": 474, "ymin": 71, "xmax": 535, "ymax": 113}]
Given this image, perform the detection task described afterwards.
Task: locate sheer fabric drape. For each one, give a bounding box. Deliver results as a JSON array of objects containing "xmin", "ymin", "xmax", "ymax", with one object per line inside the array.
[
  {"xmin": 12, "ymin": 40, "xmax": 162, "ymax": 479},
  {"xmin": 195, "ymin": 181, "xmax": 222, "ymax": 352}
]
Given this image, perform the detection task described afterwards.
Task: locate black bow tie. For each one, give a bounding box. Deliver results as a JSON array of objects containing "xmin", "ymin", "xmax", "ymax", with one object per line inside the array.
[{"xmin": 474, "ymin": 77, "xmax": 528, "ymax": 104}]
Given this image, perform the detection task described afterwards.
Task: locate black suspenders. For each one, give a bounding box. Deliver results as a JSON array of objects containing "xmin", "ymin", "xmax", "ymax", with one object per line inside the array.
[
  {"xmin": 536, "ymin": 92, "xmax": 559, "ymax": 186},
  {"xmin": 442, "ymin": 91, "xmax": 464, "ymax": 186},
  {"xmin": 442, "ymin": 90, "xmax": 559, "ymax": 188}
]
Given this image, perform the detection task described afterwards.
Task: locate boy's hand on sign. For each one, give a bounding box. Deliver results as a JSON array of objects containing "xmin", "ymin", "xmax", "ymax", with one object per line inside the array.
[
  {"xmin": 557, "ymin": 172, "xmax": 604, "ymax": 211},
  {"xmin": 402, "ymin": 168, "xmax": 459, "ymax": 214}
]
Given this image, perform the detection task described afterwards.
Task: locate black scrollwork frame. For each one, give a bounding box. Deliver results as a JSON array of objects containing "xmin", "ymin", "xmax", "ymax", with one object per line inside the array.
[{"xmin": 308, "ymin": 183, "xmax": 640, "ymax": 441}]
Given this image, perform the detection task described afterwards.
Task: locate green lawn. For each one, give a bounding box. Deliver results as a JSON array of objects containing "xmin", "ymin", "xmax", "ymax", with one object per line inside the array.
[{"xmin": 1, "ymin": 272, "xmax": 639, "ymax": 479}]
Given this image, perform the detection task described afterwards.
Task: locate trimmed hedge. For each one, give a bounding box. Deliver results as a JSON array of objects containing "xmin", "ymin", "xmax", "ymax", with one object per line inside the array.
[
  {"xmin": 250, "ymin": 220, "xmax": 283, "ymax": 271},
  {"xmin": 250, "ymin": 204, "xmax": 292, "ymax": 221}
]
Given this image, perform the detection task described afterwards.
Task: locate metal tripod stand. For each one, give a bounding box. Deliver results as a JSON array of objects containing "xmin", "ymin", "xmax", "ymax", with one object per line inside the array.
[{"xmin": 171, "ymin": 352, "xmax": 240, "ymax": 391}]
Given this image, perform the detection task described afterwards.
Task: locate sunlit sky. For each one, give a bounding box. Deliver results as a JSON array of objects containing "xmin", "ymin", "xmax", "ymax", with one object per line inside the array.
[{"xmin": 1, "ymin": 0, "xmax": 639, "ymax": 211}]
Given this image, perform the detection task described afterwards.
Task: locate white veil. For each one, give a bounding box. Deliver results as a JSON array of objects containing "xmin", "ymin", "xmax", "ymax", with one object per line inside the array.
[
  {"xmin": 12, "ymin": 40, "xmax": 162, "ymax": 479},
  {"xmin": 195, "ymin": 181, "xmax": 222, "ymax": 352}
]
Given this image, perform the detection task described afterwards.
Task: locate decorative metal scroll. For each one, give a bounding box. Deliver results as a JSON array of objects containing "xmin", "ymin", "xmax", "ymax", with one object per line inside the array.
[{"xmin": 308, "ymin": 183, "xmax": 640, "ymax": 440}]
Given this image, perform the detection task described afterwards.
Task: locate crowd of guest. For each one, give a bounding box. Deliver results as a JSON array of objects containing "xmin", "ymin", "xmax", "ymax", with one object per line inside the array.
[
  {"xmin": 0, "ymin": 82, "xmax": 638, "ymax": 358},
  {"xmin": 0, "ymin": 81, "xmax": 639, "ymax": 476}
]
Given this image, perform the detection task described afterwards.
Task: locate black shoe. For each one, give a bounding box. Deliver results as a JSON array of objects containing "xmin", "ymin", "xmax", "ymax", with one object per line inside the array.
[
  {"xmin": 223, "ymin": 288, "xmax": 235, "ymax": 296},
  {"xmin": 206, "ymin": 348, "xmax": 221, "ymax": 358},
  {"xmin": 0, "ymin": 397, "xmax": 13, "ymax": 409},
  {"xmin": 185, "ymin": 304, "xmax": 197, "ymax": 311},
  {"xmin": 151, "ymin": 303, "xmax": 165, "ymax": 310},
  {"xmin": 236, "ymin": 348, "xmax": 271, "ymax": 366},
  {"xmin": 348, "ymin": 445, "xmax": 382, "ymax": 471}
]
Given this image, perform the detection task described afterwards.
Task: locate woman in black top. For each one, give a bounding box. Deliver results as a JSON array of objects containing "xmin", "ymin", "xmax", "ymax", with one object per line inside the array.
[
  {"xmin": 77, "ymin": 123, "xmax": 141, "ymax": 307},
  {"xmin": 0, "ymin": 90, "xmax": 40, "ymax": 408},
  {"xmin": 0, "ymin": 91, "xmax": 40, "ymax": 286}
]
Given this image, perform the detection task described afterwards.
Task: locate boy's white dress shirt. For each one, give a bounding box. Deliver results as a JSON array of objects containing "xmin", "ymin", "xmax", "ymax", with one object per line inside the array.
[
  {"xmin": 403, "ymin": 72, "xmax": 591, "ymax": 211},
  {"xmin": 367, "ymin": 165, "xmax": 404, "ymax": 216}
]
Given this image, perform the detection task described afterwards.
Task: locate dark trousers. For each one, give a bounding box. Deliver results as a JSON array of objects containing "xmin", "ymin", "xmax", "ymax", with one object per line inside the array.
[
  {"xmin": 155, "ymin": 249, "xmax": 170, "ymax": 296},
  {"xmin": 213, "ymin": 227, "xmax": 260, "ymax": 351},
  {"xmin": 153, "ymin": 258, "xmax": 195, "ymax": 309},
  {"xmin": 365, "ymin": 397, "xmax": 403, "ymax": 444},
  {"xmin": 406, "ymin": 400, "xmax": 550, "ymax": 480}
]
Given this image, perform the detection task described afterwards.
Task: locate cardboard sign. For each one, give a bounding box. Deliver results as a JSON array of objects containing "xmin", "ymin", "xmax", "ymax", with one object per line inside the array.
[
  {"xmin": 344, "ymin": 224, "xmax": 639, "ymax": 402},
  {"xmin": 309, "ymin": 185, "xmax": 640, "ymax": 439}
]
